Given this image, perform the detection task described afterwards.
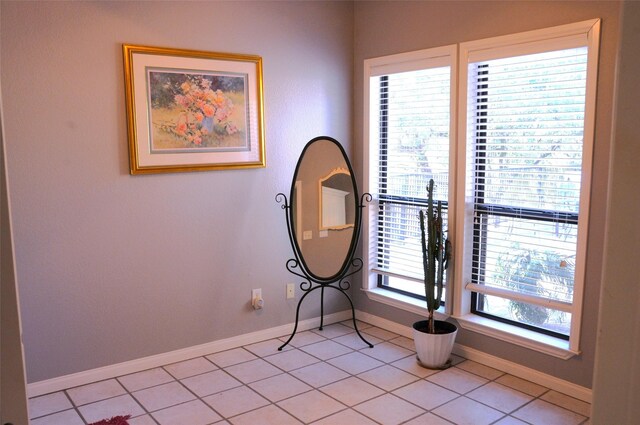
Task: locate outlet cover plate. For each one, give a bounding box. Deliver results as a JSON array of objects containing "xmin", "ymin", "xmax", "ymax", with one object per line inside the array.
[{"xmin": 252, "ymin": 288, "xmax": 261, "ymax": 301}]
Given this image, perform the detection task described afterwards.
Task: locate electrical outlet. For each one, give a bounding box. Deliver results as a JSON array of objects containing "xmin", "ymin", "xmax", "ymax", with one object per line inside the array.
[
  {"xmin": 252, "ymin": 288, "xmax": 263, "ymax": 310},
  {"xmin": 286, "ymin": 283, "xmax": 295, "ymax": 299},
  {"xmin": 252, "ymin": 288, "xmax": 261, "ymax": 300}
]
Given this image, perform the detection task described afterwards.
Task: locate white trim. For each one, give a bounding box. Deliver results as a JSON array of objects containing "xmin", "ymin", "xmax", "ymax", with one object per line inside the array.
[
  {"xmin": 362, "ymin": 287, "xmax": 448, "ymax": 319},
  {"xmin": 365, "ymin": 45, "xmax": 457, "ymax": 76},
  {"xmin": 362, "ymin": 44, "xmax": 457, "ymax": 296},
  {"xmin": 356, "ymin": 310, "xmax": 591, "ymax": 403},
  {"xmin": 27, "ymin": 310, "xmax": 352, "ymax": 398},
  {"xmin": 454, "ymin": 313, "xmax": 579, "ymax": 359},
  {"xmin": 465, "ymin": 282, "xmax": 573, "ymax": 313},
  {"xmin": 462, "ymin": 19, "xmax": 599, "ymax": 62},
  {"xmin": 455, "ymin": 18, "xmax": 601, "ymax": 354},
  {"xmin": 355, "ymin": 310, "xmax": 414, "ymax": 339},
  {"xmin": 569, "ymin": 18, "xmax": 600, "ymax": 352},
  {"xmin": 453, "ymin": 343, "xmax": 591, "ymax": 403},
  {"xmin": 466, "ymin": 34, "xmax": 586, "ymax": 63},
  {"xmin": 364, "ymin": 21, "xmax": 601, "ymax": 370},
  {"xmin": 447, "ymin": 45, "xmax": 459, "ymax": 312},
  {"xmin": 363, "ymin": 287, "xmax": 578, "ymax": 360},
  {"xmin": 362, "ymin": 49, "xmax": 376, "ymax": 293},
  {"xmin": 28, "ymin": 309, "xmax": 591, "ymax": 404}
]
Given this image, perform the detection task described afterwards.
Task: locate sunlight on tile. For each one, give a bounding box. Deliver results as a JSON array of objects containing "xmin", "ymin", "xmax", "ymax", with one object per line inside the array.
[{"xmin": 29, "ymin": 320, "xmax": 591, "ymax": 425}]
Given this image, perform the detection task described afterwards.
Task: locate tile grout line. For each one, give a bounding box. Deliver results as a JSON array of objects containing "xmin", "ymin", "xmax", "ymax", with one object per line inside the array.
[
  {"xmin": 65, "ymin": 389, "xmax": 90, "ymax": 425},
  {"xmin": 29, "ymin": 321, "xmax": 590, "ymax": 425},
  {"xmin": 306, "ymin": 325, "xmax": 446, "ymax": 424},
  {"xmin": 114, "ymin": 374, "xmax": 159, "ymax": 423}
]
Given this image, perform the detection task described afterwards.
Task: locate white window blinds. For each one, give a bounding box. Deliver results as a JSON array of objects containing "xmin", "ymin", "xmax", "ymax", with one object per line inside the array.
[
  {"xmin": 466, "ymin": 47, "xmax": 589, "ymax": 331},
  {"xmin": 364, "ymin": 20, "xmax": 600, "ymax": 351},
  {"xmin": 371, "ymin": 66, "xmax": 451, "ymax": 284}
]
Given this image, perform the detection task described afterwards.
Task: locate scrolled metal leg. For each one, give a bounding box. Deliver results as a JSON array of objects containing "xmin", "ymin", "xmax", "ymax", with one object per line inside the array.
[
  {"xmin": 278, "ymin": 286, "xmax": 319, "ymax": 351},
  {"xmin": 319, "ymin": 285, "xmax": 325, "ymax": 331},
  {"xmin": 324, "ymin": 285, "xmax": 374, "ymax": 348}
]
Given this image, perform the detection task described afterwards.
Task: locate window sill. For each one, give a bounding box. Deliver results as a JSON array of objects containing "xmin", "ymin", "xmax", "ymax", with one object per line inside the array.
[
  {"xmin": 362, "ymin": 287, "xmax": 449, "ymax": 321},
  {"xmin": 454, "ymin": 313, "xmax": 580, "ymax": 360},
  {"xmin": 362, "ymin": 288, "xmax": 579, "ymax": 360}
]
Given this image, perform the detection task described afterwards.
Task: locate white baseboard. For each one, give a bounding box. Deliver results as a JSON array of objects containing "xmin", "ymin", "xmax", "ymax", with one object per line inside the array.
[
  {"xmin": 27, "ymin": 310, "xmax": 352, "ymax": 398},
  {"xmin": 355, "ymin": 310, "xmax": 592, "ymax": 403},
  {"xmin": 29, "ymin": 309, "xmax": 592, "ymax": 404},
  {"xmin": 355, "ymin": 310, "xmax": 414, "ymax": 338},
  {"xmin": 452, "ymin": 344, "xmax": 592, "ymax": 403}
]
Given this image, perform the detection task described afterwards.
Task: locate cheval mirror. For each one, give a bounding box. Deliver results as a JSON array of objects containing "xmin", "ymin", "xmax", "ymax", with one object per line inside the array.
[{"xmin": 276, "ymin": 136, "xmax": 373, "ymax": 350}]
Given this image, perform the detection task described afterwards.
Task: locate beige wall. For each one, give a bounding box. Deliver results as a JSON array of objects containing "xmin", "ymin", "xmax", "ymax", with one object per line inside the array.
[
  {"xmin": 1, "ymin": 1, "xmax": 354, "ymax": 382},
  {"xmin": 352, "ymin": 0, "xmax": 621, "ymax": 388},
  {"xmin": 592, "ymin": 1, "xmax": 640, "ymax": 422},
  {"xmin": 2, "ymin": 0, "xmax": 632, "ymax": 396}
]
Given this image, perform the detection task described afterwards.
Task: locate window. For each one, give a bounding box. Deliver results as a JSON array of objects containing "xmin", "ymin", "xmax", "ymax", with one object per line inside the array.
[
  {"xmin": 364, "ymin": 20, "xmax": 600, "ymax": 356},
  {"xmin": 466, "ymin": 48, "xmax": 587, "ymax": 340},
  {"xmin": 363, "ymin": 46, "xmax": 456, "ymax": 304}
]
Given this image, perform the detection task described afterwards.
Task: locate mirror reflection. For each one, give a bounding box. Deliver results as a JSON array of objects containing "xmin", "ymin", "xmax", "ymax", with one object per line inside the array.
[
  {"xmin": 319, "ymin": 168, "xmax": 355, "ymax": 230},
  {"xmin": 291, "ymin": 138, "xmax": 356, "ymax": 279}
]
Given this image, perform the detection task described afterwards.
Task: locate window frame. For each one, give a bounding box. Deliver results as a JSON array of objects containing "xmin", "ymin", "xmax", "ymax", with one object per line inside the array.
[
  {"xmin": 362, "ymin": 20, "xmax": 601, "ymax": 358},
  {"xmin": 467, "ymin": 52, "xmax": 584, "ymax": 341},
  {"xmin": 375, "ymin": 69, "xmax": 451, "ymax": 301},
  {"xmin": 362, "ymin": 45, "xmax": 458, "ymax": 316},
  {"xmin": 454, "ymin": 19, "xmax": 600, "ymax": 357}
]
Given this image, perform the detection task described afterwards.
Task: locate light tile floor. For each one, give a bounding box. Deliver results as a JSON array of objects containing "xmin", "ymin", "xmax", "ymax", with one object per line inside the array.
[{"xmin": 29, "ymin": 321, "xmax": 591, "ymax": 425}]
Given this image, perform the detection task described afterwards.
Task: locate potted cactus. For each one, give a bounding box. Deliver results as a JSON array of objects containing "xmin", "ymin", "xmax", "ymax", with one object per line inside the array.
[{"xmin": 413, "ymin": 179, "xmax": 457, "ymax": 368}]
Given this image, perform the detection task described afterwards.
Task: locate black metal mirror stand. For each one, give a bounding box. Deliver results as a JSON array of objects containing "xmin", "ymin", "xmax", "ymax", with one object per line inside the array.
[{"xmin": 276, "ymin": 193, "xmax": 374, "ymax": 351}]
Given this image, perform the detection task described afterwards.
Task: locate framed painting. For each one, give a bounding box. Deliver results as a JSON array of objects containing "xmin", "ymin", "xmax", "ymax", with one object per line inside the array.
[{"xmin": 123, "ymin": 44, "xmax": 265, "ymax": 174}]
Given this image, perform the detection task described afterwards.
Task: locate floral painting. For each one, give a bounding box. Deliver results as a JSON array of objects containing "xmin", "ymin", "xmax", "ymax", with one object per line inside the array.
[
  {"xmin": 123, "ymin": 44, "xmax": 265, "ymax": 174},
  {"xmin": 148, "ymin": 71, "xmax": 249, "ymax": 152}
]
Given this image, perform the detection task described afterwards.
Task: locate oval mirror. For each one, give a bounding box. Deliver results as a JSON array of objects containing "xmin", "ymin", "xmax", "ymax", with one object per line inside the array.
[{"xmin": 290, "ymin": 137, "xmax": 358, "ymax": 281}]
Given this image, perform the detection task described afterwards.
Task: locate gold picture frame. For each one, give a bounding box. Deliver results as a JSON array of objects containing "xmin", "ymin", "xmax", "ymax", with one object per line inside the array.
[{"xmin": 123, "ymin": 44, "xmax": 265, "ymax": 174}]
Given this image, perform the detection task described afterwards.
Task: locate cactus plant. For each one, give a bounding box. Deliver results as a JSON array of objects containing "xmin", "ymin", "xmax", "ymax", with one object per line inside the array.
[{"xmin": 418, "ymin": 179, "xmax": 451, "ymax": 334}]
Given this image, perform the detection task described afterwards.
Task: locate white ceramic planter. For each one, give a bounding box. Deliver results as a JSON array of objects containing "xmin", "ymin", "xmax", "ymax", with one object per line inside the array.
[{"xmin": 413, "ymin": 320, "xmax": 458, "ymax": 369}]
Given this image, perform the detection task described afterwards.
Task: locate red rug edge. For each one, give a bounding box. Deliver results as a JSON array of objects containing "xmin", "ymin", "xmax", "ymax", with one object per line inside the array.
[{"xmin": 88, "ymin": 415, "xmax": 132, "ymax": 425}]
